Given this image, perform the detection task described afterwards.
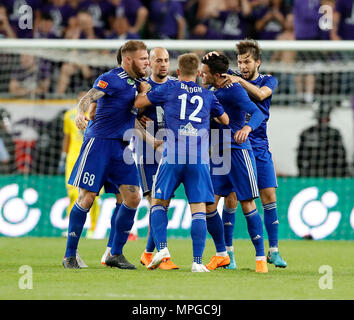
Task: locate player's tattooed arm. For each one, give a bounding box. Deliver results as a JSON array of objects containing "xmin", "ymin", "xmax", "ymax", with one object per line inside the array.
[{"xmin": 76, "ymin": 88, "xmax": 105, "ymax": 130}]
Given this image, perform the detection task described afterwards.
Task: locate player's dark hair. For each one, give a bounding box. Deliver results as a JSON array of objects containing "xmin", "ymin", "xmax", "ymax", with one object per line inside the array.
[
  {"xmin": 116, "ymin": 46, "xmax": 122, "ymax": 66},
  {"xmin": 201, "ymin": 54, "xmax": 229, "ymax": 75},
  {"xmin": 178, "ymin": 53, "xmax": 200, "ymax": 76},
  {"xmin": 236, "ymin": 39, "xmax": 262, "ymax": 61}
]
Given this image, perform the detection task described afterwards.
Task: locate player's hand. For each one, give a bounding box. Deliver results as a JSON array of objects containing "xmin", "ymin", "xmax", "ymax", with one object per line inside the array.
[
  {"xmin": 138, "ymin": 115, "xmax": 153, "ymax": 128},
  {"xmin": 234, "ymin": 125, "xmax": 252, "ymax": 144},
  {"xmin": 75, "ymin": 111, "xmax": 89, "ymax": 130},
  {"xmin": 154, "ymin": 139, "xmax": 164, "ymax": 153},
  {"xmin": 219, "ymin": 74, "xmax": 241, "ymax": 87},
  {"xmin": 139, "ymin": 81, "xmax": 151, "ymax": 93},
  {"xmin": 203, "ymin": 51, "xmax": 219, "ymax": 60}
]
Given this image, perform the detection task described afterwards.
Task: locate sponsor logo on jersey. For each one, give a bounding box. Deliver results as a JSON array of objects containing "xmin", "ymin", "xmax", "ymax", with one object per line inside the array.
[{"xmin": 178, "ymin": 122, "xmax": 198, "ymax": 136}]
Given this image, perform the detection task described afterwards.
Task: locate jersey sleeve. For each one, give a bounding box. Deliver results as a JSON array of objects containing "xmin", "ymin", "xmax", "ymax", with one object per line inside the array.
[
  {"xmin": 93, "ymin": 73, "xmax": 121, "ymax": 96},
  {"xmin": 63, "ymin": 110, "xmax": 71, "ymax": 135},
  {"xmin": 210, "ymin": 94, "xmax": 225, "ymax": 118},
  {"xmin": 147, "ymin": 82, "xmax": 171, "ymax": 106},
  {"xmin": 231, "ymin": 84, "xmax": 265, "ymax": 131},
  {"xmin": 263, "ymin": 75, "xmax": 278, "ymax": 92}
]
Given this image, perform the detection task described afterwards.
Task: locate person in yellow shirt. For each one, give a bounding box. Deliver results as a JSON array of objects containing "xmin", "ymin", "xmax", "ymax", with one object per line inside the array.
[{"xmin": 60, "ymin": 91, "xmax": 101, "ymax": 238}]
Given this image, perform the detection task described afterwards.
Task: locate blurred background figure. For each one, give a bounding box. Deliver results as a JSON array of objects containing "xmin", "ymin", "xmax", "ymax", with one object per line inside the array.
[
  {"xmin": 297, "ymin": 101, "xmax": 350, "ymax": 177},
  {"xmin": 106, "ymin": 16, "xmax": 140, "ymax": 39},
  {"xmin": 113, "ymin": 0, "xmax": 149, "ymax": 37},
  {"xmin": 251, "ymin": 0, "xmax": 287, "ymax": 40},
  {"xmin": 331, "ymin": 0, "xmax": 354, "ymax": 40},
  {"xmin": 0, "ymin": 108, "xmax": 16, "ymax": 174},
  {"xmin": 0, "ymin": 5, "xmax": 16, "ymax": 38},
  {"xmin": 190, "ymin": 0, "xmax": 251, "ymax": 40},
  {"xmin": 59, "ymin": 92, "xmax": 101, "ymax": 238},
  {"xmin": 148, "ymin": 0, "xmax": 186, "ymax": 39},
  {"xmin": 9, "ymin": 54, "xmax": 51, "ymax": 99}
]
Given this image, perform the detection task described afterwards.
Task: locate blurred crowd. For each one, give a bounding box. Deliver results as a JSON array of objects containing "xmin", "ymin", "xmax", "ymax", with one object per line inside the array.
[{"xmin": 0, "ymin": 0, "xmax": 353, "ymax": 41}]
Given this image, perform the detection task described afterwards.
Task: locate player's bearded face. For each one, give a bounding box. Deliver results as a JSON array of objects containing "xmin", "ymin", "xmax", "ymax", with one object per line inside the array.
[
  {"xmin": 237, "ymin": 53, "xmax": 260, "ymax": 80},
  {"xmin": 131, "ymin": 50, "xmax": 149, "ymax": 77}
]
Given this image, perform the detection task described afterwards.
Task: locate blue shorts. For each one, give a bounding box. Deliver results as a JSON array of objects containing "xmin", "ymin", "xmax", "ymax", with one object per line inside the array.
[
  {"xmin": 252, "ymin": 145, "xmax": 278, "ymax": 189},
  {"xmin": 152, "ymin": 159, "xmax": 215, "ymax": 204},
  {"xmin": 137, "ymin": 162, "xmax": 159, "ymax": 196},
  {"xmin": 210, "ymin": 148, "xmax": 259, "ymax": 201},
  {"xmin": 68, "ymin": 137, "xmax": 139, "ymax": 194}
]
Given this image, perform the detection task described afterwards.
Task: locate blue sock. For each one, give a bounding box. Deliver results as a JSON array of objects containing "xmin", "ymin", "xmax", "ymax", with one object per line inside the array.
[
  {"xmin": 244, "ymin": 209, "xmax": 264, "ymax": 257},
  {"xmin": 222, "ymin": 206, "xmax": 236, "ymax": 248},
  {"xmin": 65, "ymin": 202, "xmax": 89, "ymax": 257},
  {"xmin": 150, "ymin": 205, "xmax": 168, "ymax": 251},
  {"xmin": 191, "ymin": 212, "xmax": 207, "ymax": 264},
  {"xmin": 107, "ymin": 203, "xmax": 121, "ymax": 248},
  {"xmin": 111, "ymin": 203, "xmax": 137, "ymax": 256},
  {"xmin": 206, "ymin": 210, "xmax": 226, "ymax": 253},
  {"xmin": 145, "ymin": 209, "xmax": 156, "ymax": 252},
  {"xmin": 263, "ymin": 202, "xmax": 279, "ymax": 248}
]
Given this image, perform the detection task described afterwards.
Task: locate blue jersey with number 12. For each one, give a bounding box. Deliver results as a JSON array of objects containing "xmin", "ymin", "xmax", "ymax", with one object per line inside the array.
[{"xmin": 147, "ymin": 80, "xmax": 225, "ymax": 163}]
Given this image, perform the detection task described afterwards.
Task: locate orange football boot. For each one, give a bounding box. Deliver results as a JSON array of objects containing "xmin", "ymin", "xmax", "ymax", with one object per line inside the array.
[
  {"xmin": 159, "ymin": 258, "xmax": 179, "ymax": 270},
  {"xmin": 140, "ymin": 251, "xmax": 153, "ymax": 266},
  {"xmin": 206, "ymin": 255, "xmax": 230, "ymax": 270},
  {"xmin": 255, "ymin": 260, "xmax": 268, "ymax": 273}
]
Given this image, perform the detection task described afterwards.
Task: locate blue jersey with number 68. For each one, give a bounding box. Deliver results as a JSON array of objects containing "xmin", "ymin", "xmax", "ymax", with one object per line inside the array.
[{"xmin": 147, "ymin": 80, "xmax": 225, "ymax": 163}]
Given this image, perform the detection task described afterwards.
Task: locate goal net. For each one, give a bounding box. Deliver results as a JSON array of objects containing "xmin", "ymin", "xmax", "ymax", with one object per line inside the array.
[{"xmin": 0, "ymin": 39, "xmax": 353, "ymax": 240}]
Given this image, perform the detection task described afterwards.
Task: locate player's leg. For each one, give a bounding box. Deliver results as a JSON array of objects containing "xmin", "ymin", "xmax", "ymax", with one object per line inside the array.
[
  {"xmin": 254, "ymin": 145, "xmax": 287, "ymax": 268},
  {"xmin": 190, "ymin": 202, "xmax": 209, "ymax": 273},
  {"xmin": 63, "ymin": 187, "xmax": 96, "ymax": 269},
  {"xmin": 260, "ymin": 187, "xmax": 287, "ymax": 268},
  {"xmin": 98, "ymin": 139, "xmax": 141, "ymax": 270},
  {"xmin": 146, "ymin": 161, "xmax": 181, "ymax": 269},
  {"xmin": 146, "ymin": 197, "xmax": 172, "ymax": 269},
  {"xmin": 222, "ymin": 192, "xmax": 238, "ymax": 269},
  {"xmin": 106, "ymin": 184, "xmax": 141, "ymax": 269},
  {"xmin": 205, "ymin": 196, "xmax": 230, "ymax": 270},
  {"xmin": 183, "ymin": 163, "xmax": 214, "ymax": 272},
  {"xmin": 87, "ymin": 197, "xmax": 100, "ymax": 238},
  {"xmin": 140, "ymin": 193, "xmax": 178, "ymax": 269},
  {"xmin": 63, "ymin": 136, "xmax": 108, "ymax": 269},
  {"xmin": 229, "ymin": 148, "xmax": 267, "ymax": 273},
  {"xmin": 240, "ymin": 199, "xmax": 267, "ymax": 273},
  {"xmin": 101, "ymin": 193, "xmax": 122, "ymax": 265}
]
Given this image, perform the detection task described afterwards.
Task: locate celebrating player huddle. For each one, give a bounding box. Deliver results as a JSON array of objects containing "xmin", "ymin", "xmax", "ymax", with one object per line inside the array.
[{"xmin": 62, "ymin": 39, "xmax": 287, "ymax": 273}]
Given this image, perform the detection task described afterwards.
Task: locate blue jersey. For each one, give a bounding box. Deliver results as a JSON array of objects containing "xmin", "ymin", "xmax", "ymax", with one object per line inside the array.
[
  {"xmin": 84, "ymin": 67, "xmax": 139, "ymax": 140},
  {"xmin": 147, "ymin": 80, "xmax": 225, "ymax": 163},
  {"xmin": 211, "ymin": 83, "xmax": 264, "ymax": 151},
  {"xmin": 135, "ymin": 76, "xmax": 178, "ymax": 164},
  {"xmin": 246, "ymin": 74, "xmax": 278, "ymax": 147}
]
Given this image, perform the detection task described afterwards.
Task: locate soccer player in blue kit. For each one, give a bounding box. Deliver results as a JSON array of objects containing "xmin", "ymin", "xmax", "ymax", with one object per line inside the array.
[
  {"xmin": 207, "ymin": 39, "xmax": 287, "ymax": 268},
  {"xmin": 201, "ymin": 54, "xmax": 269, "ymax": 273},
  {"xmin": 62, "ymin": 40, "xmax": 149, "ymax": 269},
  {"xmin": 134, "ymin": 53, "xmax": 229, "ymax": 272},
  {"xmin": 135, "ymin": 47, "xmax": 179, "ymax": 270}
]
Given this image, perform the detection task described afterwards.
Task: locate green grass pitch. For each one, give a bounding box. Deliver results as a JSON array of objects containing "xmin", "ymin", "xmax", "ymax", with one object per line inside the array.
[{"xmin": 0, "ymin": 237, "xmax": 353, "ymax": 300}]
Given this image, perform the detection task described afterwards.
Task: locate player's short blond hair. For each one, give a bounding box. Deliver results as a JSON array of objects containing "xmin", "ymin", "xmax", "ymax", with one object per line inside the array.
[
  {"xmin": 120, "ymin": 40, "xmax": 147, "ymax": 57},
  {"xmin": 177, "ymin": 53, "xmax": 200, "ymax": 76}
]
